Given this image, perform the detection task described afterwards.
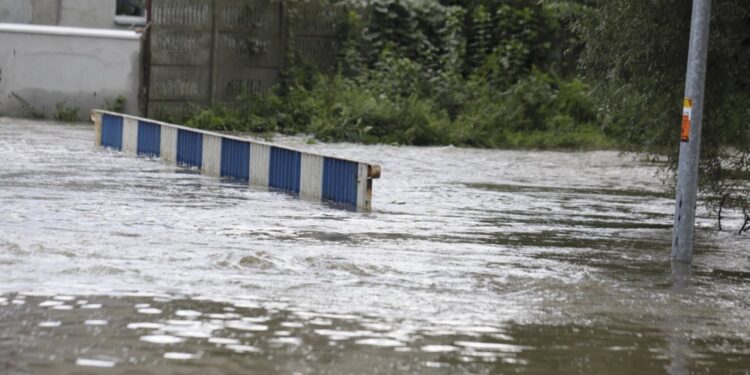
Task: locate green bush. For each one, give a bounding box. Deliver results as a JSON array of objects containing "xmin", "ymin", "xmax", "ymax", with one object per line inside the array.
[
  {"xmin": 229, "ymin": 63, "xmax": 607, "ymax": 149},
  {"xmin": 103, "ymin": 96, "xmax": 127, "ymax": 113},
  {"xmin": 54, "ymin": 101, "xmax": 79, "ymax": 122},
  {"xmin": 11, "ymin": 93, "xmax": 45, "ymax": 119},
  {"xmin": 171, "ymin": 0, "xmax": 613, "ymax": 150},
  {"xmin": 186, "ymin": 103, "xmax": 278, "ymax": 135}
]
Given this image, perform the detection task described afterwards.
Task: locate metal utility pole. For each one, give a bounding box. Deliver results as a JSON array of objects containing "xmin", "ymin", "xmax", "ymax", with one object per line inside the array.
[{"xmin": 672, "ymin": 0, "xmax": 712, "ymax": 263}]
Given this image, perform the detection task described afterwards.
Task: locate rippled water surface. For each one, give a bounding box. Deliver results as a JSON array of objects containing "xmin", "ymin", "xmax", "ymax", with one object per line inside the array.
[{"xmin": 1, "ymin": 118, "xmax": 749, "ymax": 374}]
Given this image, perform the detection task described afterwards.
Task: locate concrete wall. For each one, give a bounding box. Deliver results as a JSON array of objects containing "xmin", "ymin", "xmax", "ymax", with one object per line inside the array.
[
  {"xmin": 0, "ymin": 1, "xmax": 33, "ymax": 23},
  {"xmin": 0, "ymin": 0, "xmax": 136, "ymax": 29},
  {"xmin": 30, "ymin": 0, "xmax": 61, "ymax": 25},
  {"xmin": 0, "ymin": 23, "xmax": 142, "ymax": 120},
  {"xmin": 59, "ymin": 0, "xmax": 119, "ymax": 29}
]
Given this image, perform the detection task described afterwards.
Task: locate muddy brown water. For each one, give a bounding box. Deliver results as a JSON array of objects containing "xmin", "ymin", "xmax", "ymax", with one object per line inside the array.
[{"xmin": 1, "ymin": 118, "xmax": 749, "ymax": 374}]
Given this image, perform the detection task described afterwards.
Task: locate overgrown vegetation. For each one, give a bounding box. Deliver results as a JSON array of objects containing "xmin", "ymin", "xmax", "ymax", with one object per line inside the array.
[
  {"xmin": 173, "ymin": 0, "xmax": 747, "ymax": 226},
  {"xmin": 104, "ymin": 95, "xmax": 127, "ymax": 113},
  {"xmin": 574, "ymin": 0, "xmax": 749, "ymax": 216},
  {"xmin": 10, "ymin": 94, "xmax": 81, "ymax": 122},
  {"xmin": 183, "ymin": 0, "xmax": 610, "ymax": 150},
  {"xmin": 54, "ymin": 101, "xmax": 80, "ymax": 122},
  {"xmin": 11, "ymin": 93, "xmax": 45, "ymax": 119}
]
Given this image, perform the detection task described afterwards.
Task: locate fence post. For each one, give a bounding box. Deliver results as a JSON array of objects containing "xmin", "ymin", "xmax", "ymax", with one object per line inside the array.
[
  {"xmin": 280, "ymin": 1, "xmax": 288, "ymax": 71},
  {"xmin": 209, "ymin": 0, "xmax": 220, "ymax": 106}
]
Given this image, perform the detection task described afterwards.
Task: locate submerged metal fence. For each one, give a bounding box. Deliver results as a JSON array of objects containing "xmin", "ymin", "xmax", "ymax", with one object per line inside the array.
[{"xmin": 92, "ymin": 110, "xmax": 381, "ymax": 210}]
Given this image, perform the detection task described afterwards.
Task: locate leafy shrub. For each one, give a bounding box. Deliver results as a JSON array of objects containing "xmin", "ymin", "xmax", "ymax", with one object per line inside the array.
[
  {"xmin": 54, "ymin": 101, "xmax": 79, "ymax": 122},
  {"xmin": 174, "ymin": 0, "xmax": 611, "ymax": 150},
  {"xmin": 104, "ymin": 96, "xmax": 127, "ymax": 113},
  {"xmin": 11, "ymin": 93, "xmax": 45, "ymax": 119},
  {"xmin": 186, "ymin": 102, "xmax": 278, "ymax": 135}
]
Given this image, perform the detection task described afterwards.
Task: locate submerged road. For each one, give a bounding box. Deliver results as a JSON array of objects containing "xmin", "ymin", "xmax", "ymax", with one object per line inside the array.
[{"xmin": 1, "ymin": 118, "xmax": 748, "ymax": 374}]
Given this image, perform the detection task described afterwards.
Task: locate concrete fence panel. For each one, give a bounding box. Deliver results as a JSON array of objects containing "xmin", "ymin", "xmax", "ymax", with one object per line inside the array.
[{"xmin": 147, "ymin": 0, "xmax": 341, "ymax": 118}]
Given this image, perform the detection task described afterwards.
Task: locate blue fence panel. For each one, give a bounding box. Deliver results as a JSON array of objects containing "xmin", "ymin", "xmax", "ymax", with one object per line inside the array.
[
  {"xmin": 177, "ymin": 129, "xmax": 203, "ymax": 168},
  {"xmin": 137, "ymin": 121, "xmax": 161, "ymax": 157},
  {"xmin": 323, "ymin": 158, "xmax": 358, "ymax": 206},
  {"xmin": 269, "ymin": 147, "xmax": 301, "ymax": 193},
  {"xmin": 221, "ymin": 138, "xmax": 250, "ymax": 181},
  {"xmin": 101, "ymin": 114, "xmax": 123, "ymax": 150}
]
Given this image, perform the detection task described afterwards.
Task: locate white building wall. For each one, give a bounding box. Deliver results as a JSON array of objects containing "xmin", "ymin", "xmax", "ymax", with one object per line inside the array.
[
  {"xmin": 0, "ymin": 0, "xmax": 139, "ymax": 30},
  {"xmin": 0, "ymin": 23, "xmax": 141, "ymax": 120}
]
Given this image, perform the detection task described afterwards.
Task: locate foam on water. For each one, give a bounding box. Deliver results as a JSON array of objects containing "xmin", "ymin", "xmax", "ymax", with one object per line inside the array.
[
  {"xmin": 38, "ymin": 321, "xmax": 61, "ymax": 328},
  {"xmin": 84, "ymin": 320, "xmax": 108, "ymax": 326},
  {"xmin": 355, "ymin": 338, "xmax": 406, "ymax": 347},
  {"xmin": 164, "ymin": 352, "xmax": 198, "ymax": 360},
  {"xmin": 140, "ymin": 335, "xmax": 185, "ymax": 344},
  {"xmin": 76, "ymin": 358, "xmax": 116, "ymax": 368},
  {"xmin": 127, "ymin": 322, "xmax": 164, "ymax": 330}
]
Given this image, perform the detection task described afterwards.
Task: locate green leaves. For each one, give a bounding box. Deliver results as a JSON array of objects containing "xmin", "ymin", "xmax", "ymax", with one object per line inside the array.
[
  {"xmin": 178, "ymin": 0, "xmax": 611, "ymax": 150},
  {"xmin": 576, "ymin": 0, "xmax": 750, "ymax": 212}
]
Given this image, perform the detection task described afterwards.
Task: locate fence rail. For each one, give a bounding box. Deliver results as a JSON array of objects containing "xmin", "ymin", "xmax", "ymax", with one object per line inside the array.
[{"xmin": 91, "ymin": 110, "xmax": 380, "ymax": 210}]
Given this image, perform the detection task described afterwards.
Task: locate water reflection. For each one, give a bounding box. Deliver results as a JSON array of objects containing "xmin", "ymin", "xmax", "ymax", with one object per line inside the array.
[
  {"xmin": 4, "ymin": 293, "xmax": 748, "ymax": 373},
  {"xmin": 1, "ymin": 294, "xmax": 529, "ymax": 373},
  {"xmin": 671, "ymin": 261, "xmax": 693, "ymax": 292},
  {"xmin": 666, "ymin": 261, "xmax": 692, "ymax": 375}
]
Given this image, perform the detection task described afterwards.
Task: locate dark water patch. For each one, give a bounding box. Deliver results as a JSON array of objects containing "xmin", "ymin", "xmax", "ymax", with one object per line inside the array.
[
  {"xmin": 2, "ymin": 295, "xmax": 749, "ymax": 374},
  {"xmin": 302, "ymin": 256, "xmax": 397, "ymax": 277},
  {"xmin": 295, "ymin": 231, "xmax": 354, "ymax": 243},
  {"xmin": 534, "ymin": 251, "xmax": 670, "ymax": 278},
  {"xmin": 465, "ymin": 183, "xmax": 671, "ymax": 199},
  {"xmin": 273, "ymin": 230, "xmax": 497, "ymax": 246},
  {"xmin": 61, "ymin": 265, "xmax": 126, "ymax": 276},
  {"xmin": 475, "ymin": 208, "xmax": 670, "ymax": 222},
  {"xmin": 111, "ymin": 232, "xmax": 141, "ymax": 238},
  {"xmin": 0, "ymin": 170, "xmax": 77, "ymax": 180},
  {"xmin": 499, "ymin": 323, "xmax": 670, "ymax": 374},
  {"xmin": 581, "ymin": 220, "xmax": 671, "ymax": 230},
  {"xmin": 705, "ymin": 269, "xmax": 750, "ymax": 283},
  {"xmin": 491, "ymin": 229, "xmax": 668, "ymax": 252},
  {"xmin": 480, "ymin": 216, "xmax": 671, "ymax": 230}
]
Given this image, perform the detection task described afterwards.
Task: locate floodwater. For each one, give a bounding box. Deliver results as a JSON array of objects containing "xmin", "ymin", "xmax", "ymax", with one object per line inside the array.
[{"xmin": 0, "ymin": 118, "xmax": 748, "ymax": 375}]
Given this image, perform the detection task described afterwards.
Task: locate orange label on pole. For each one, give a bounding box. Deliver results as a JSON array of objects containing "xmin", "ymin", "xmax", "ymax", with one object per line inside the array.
[
  {"xmin": 681, "ymin": 115, "xmax": 691, "ymax": 142},
  {"xmin": 681, "ymin": 98, "xmax": 692, "ymax": 142}
]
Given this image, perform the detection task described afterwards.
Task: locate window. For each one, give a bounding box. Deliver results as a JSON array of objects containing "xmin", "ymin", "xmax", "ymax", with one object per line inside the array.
[{"xmin": 115, "ymin": 0, "xmax": 147, "ymax": 27}]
